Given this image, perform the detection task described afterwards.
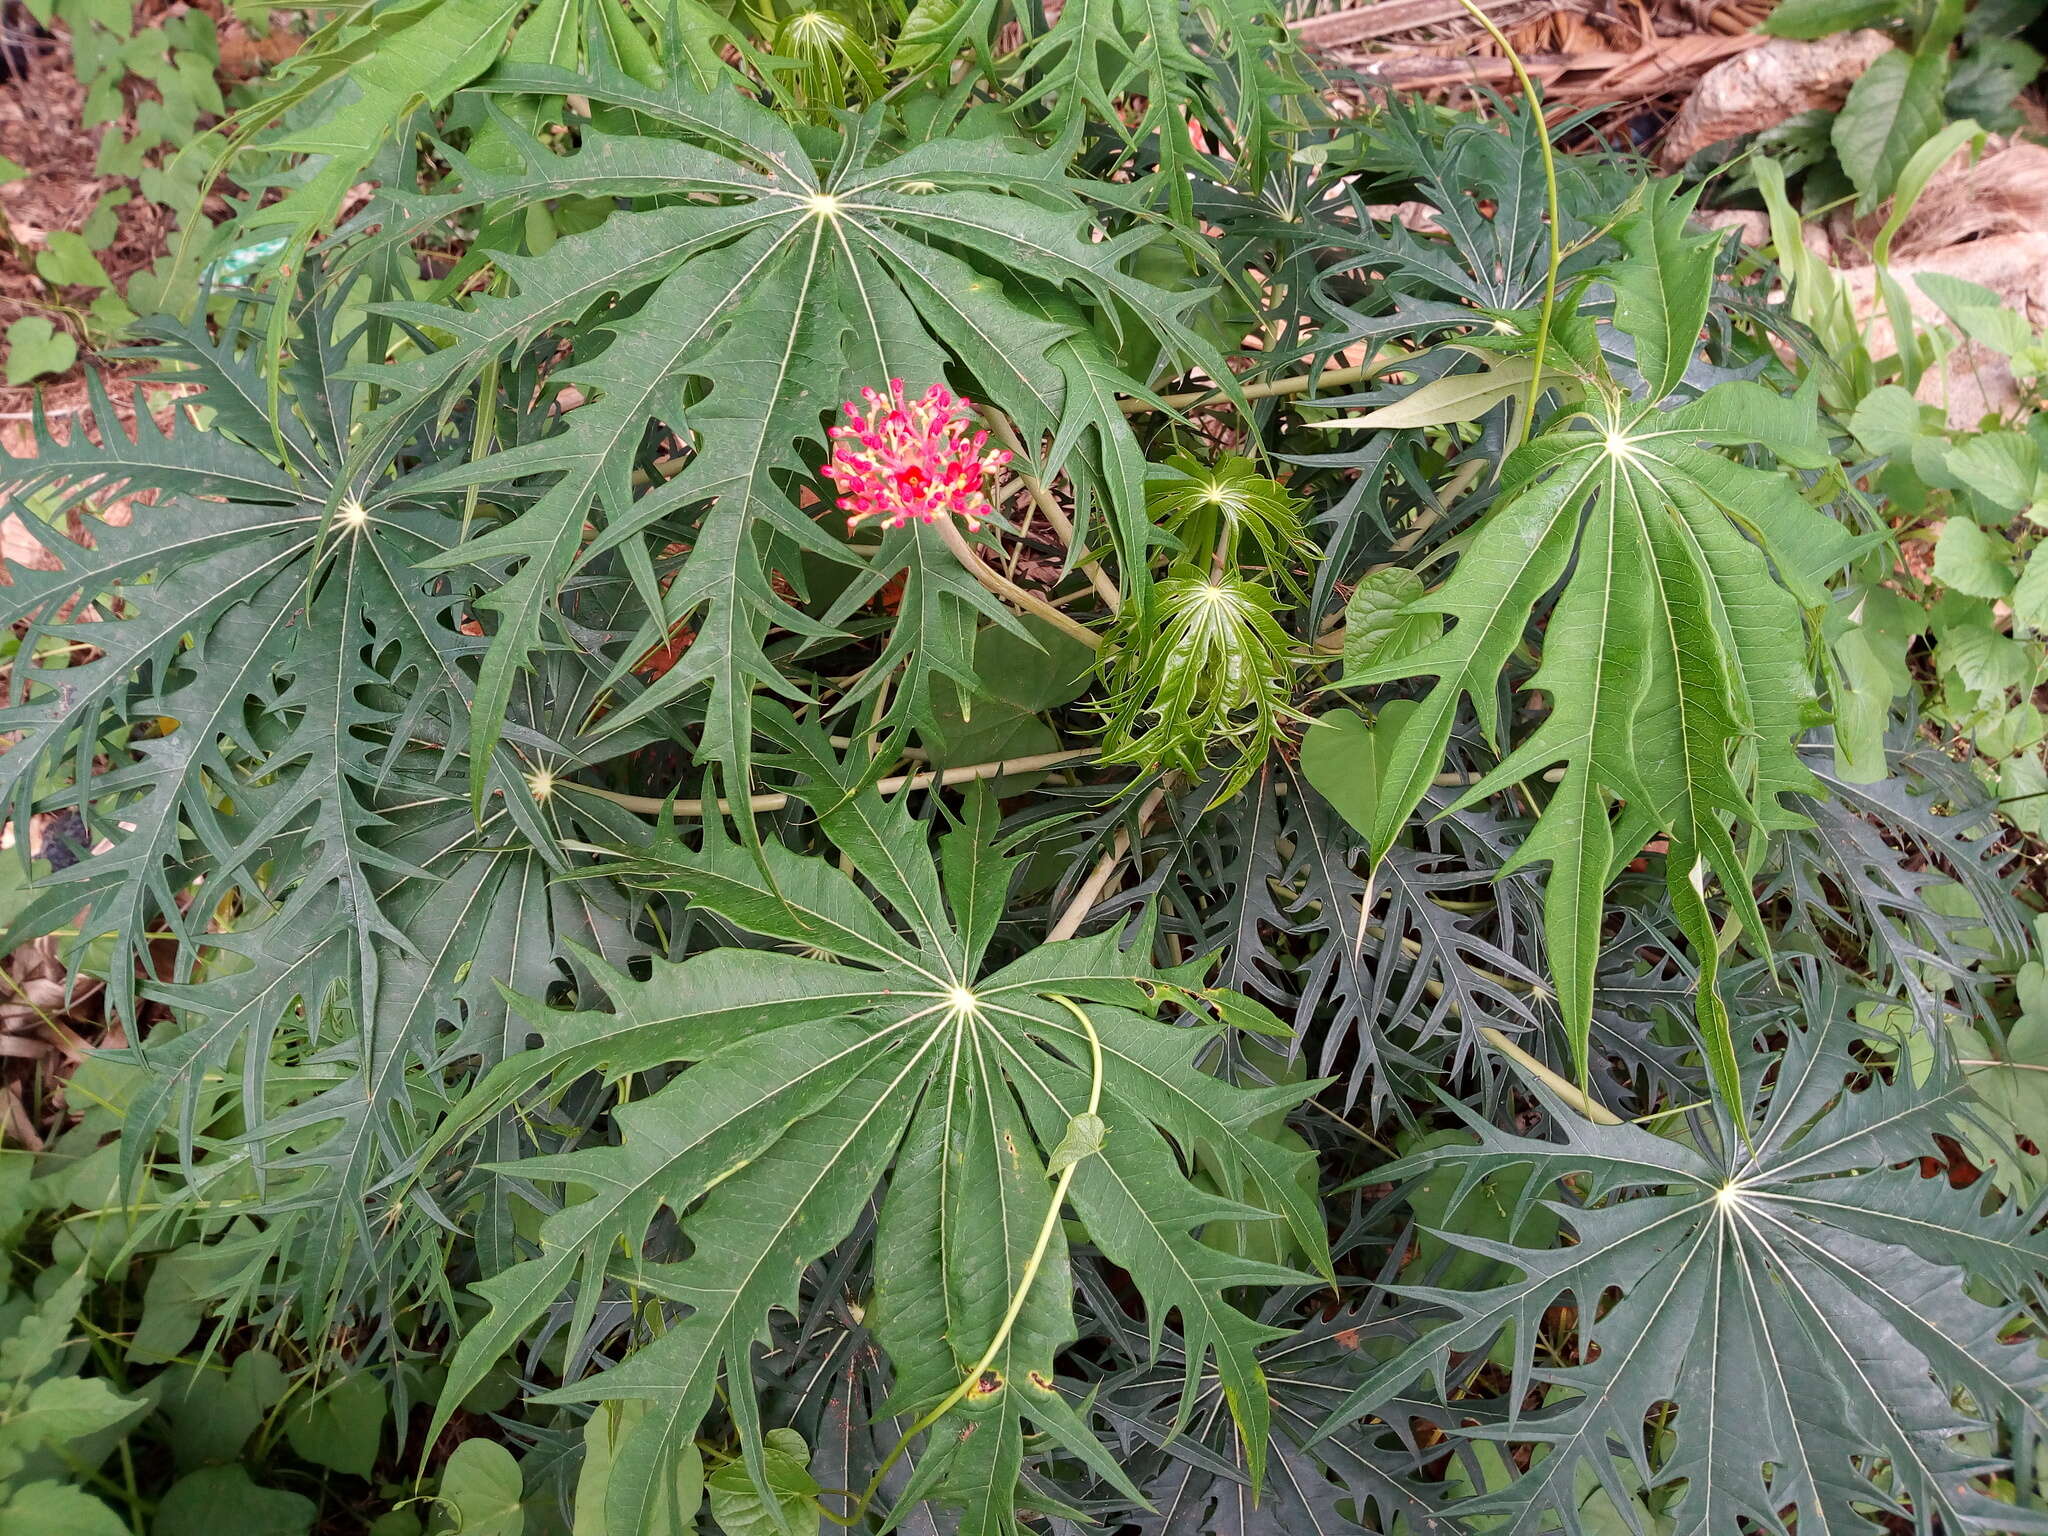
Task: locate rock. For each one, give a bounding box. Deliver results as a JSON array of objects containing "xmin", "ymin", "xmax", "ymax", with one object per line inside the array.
[
  {"xmin": 1839, "ymin": 233, "xmax": 2048, "ymax": 427},
  {"xmin": 1659, "ymin": 30, "xmax": 1895, "ymax": 171},
  {"xmin": 1698, "ymin": 209, "xmax": 1771, "ymax": 248}
]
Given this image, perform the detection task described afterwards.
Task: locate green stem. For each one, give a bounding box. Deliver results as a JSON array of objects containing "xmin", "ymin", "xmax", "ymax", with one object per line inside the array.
[
  {"xmin": 1346, "ymin": 7, "xmax": 1565, "ymax": 1019},
  {"xmin": 837, "ymin": 994, "xmax": 1104, "ymax": 1524},
  {"xmin": 978, "ymin": 406, "xmax": 1123, "ymax": 614},
  {"xmin": 1478, "ymin": 1025, "xmax": 1622, "ymax": 1126},
  {"xmin": 557, "ymin": 747, "xmax": 1103, "ymax": 817},
  {"xmin": 934, "ymin": 513, "xmax": 1104, "ymax": 649},
  {"xmin": 1450, "ymin": 0, "xmax": 1561, "ymax": 452}
]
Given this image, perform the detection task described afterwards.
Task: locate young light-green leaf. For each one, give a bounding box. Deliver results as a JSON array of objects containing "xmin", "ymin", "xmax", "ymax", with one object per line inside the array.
[{"xmin": 1606, "ymin": 179, "xmax": 1718, "ymax": 401}]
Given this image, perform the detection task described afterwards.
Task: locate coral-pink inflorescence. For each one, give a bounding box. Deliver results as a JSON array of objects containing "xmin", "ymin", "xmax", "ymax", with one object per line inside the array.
[{"xmin": 824, "ymin": 380, "xmax": 1010, "ymax": 532}]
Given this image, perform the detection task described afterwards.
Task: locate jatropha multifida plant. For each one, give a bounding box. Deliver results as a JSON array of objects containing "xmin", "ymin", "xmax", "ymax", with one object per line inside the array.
[{"xmin": 0, "ymin": 8, "xmax": 2043, "ymax": 1535}]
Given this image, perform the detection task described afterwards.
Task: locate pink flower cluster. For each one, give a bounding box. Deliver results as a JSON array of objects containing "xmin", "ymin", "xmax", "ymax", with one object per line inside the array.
[{"xmin": 824, "ymin": 380, "xmax": 1010, "ymax": 532}]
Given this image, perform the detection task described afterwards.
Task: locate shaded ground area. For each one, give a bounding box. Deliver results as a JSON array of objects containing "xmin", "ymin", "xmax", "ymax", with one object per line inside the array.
[{"xmin": 0, "ymin": 0, "xmax": 286, "ymax": 437}]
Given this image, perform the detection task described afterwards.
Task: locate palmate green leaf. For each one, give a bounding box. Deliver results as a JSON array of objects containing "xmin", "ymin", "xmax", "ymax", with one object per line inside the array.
[
  {"xmin": 430, "ymin": 750, "xmax": 1328, "ymax": 1536},
  {"xmin": 1311, "ymin": 982, "xmax": 2048, "ymax": 1536},
  {"xmin": 1779, "ymin": 740, "xmax": 2028, "ymax": 1035},
  {"xmin": 1011, "ymin": 0, "xmax": 1301, "ymax": 212},
  {"xmin": 0, "ymin": 378, "xmax": 435, "ymax": 1039},
  {"xmin": 1012, "ymin": 0, "xmax": 1206, "ymax": 169},
  {"xmin": 1146, "ymin": 450, "xmax": 1310, "ymax": 584},
  {"xmin": 0, "ymin": 300, "xmax": 632, "ymax": 1323},
  {"xmin": 1176, "ymin": 759, "xmax": 1545, "ymax": 1110},
  {"xmin": 230, "ymin": 0, "xmax": 530, "ymax": 251},
  {"xmin": 1102, "ymin": 1310, "xmax": 1450, "ymax": 1536},
  {"xmin": 1312, "ymin": 91, "xmax": 1628, "ymax": 340},
  {"xmin": 347, "ymin": 64, "xmax": 1218, "ymax": 810},
  {"xmin": 1345, "ymin": 317, "xmax": 1852, "ymax": 1105}
]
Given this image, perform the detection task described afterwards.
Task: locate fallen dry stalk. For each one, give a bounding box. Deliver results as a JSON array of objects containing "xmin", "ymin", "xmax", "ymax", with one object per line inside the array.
[{"xmin": 561, "ymin": 747, "xmax": 1103, "ymax": 817}]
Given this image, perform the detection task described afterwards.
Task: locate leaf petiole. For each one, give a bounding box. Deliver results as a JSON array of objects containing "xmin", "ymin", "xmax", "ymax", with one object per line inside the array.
[
  {"xmin": 1449, "ymin": 0, "xmax": 1561, "ymax": 454},
  {"xmin": 834, "ymin": 992, "xmax": 1105, "ymax": 1526}
]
